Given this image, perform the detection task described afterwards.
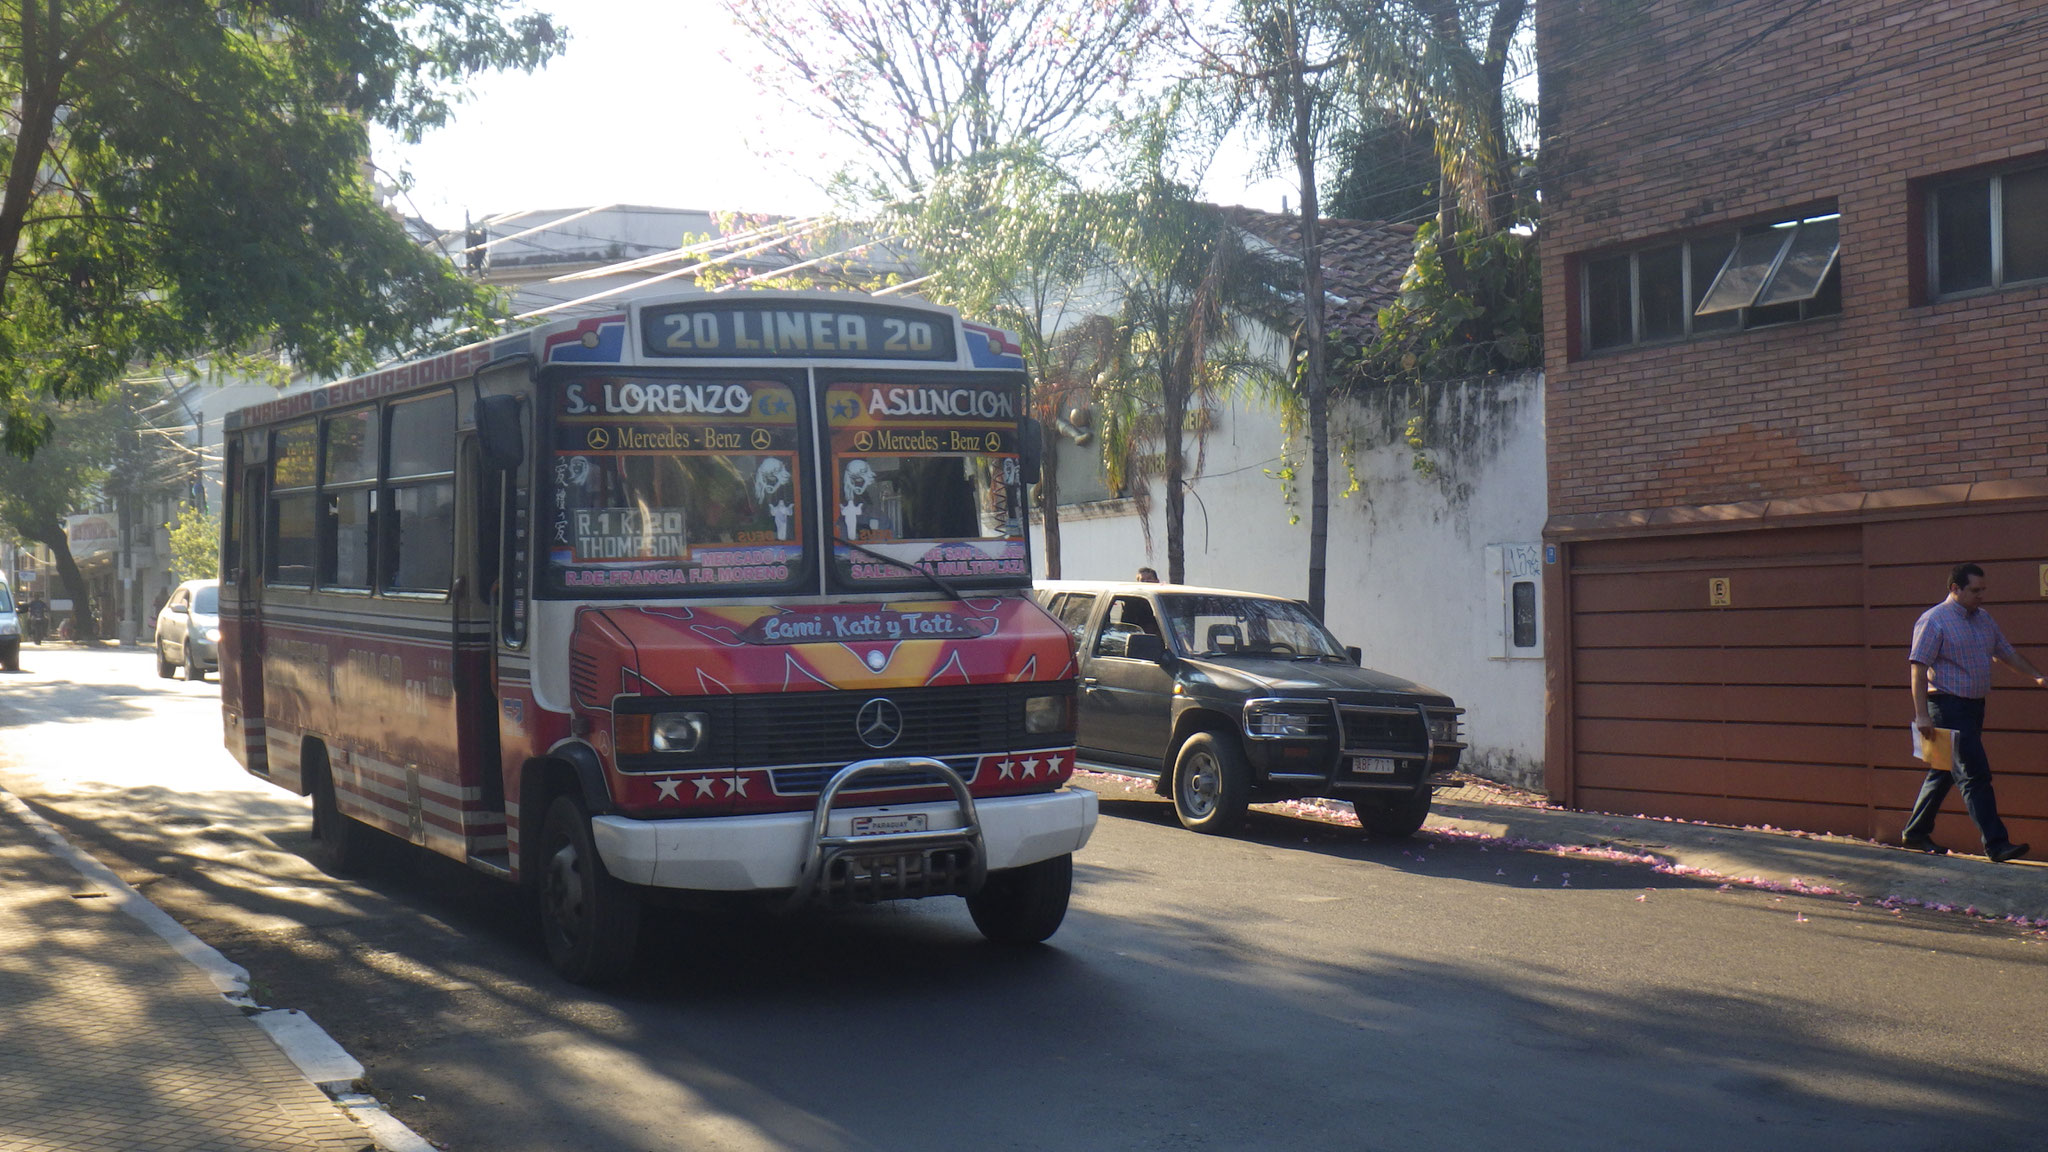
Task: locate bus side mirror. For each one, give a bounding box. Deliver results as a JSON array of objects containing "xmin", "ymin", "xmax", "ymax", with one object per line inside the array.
[
  {"xmin": 477, "ymin": 395, "xmax": 524, "ymax": 472},
  {"xmin": 1021, "ymin": 420, "xmax": 1043, "ymax": 486}
]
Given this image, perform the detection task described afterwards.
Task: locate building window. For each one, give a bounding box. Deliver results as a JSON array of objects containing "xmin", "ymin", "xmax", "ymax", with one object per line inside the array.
[
  {"xmin": 1581, "ymin": 210, "xmax": 1841, "ymax": 353},
  {"xmin": 1929, "ymin": 163, "xmax": 2048, "ymax": 297}
]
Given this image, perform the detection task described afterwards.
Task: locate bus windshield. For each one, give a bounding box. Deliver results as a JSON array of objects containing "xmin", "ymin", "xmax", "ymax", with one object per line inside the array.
[
  {"xmin": 824, "ymin": 376, "xmax": 1029, "ymax": 590},
  {"xmin": 544, "ymin": 375, "xmax": 812, "ymax": 595}
]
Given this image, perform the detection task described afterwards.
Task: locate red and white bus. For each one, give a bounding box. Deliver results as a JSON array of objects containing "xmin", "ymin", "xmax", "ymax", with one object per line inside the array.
[{"xmin": 219, "ymin": 292, "xmax": 1094, "ymax": 982}]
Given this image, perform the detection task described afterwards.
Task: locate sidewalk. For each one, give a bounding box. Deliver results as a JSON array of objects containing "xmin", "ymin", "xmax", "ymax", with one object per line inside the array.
[
  {"xmin": 1427, "ymin": 776, "xmax": 2048, "ymax": 928},
  {"xmin": 1082, "ymin": 769, "xmax": 2048, "ymax": 930},
  {"xmin": 0, "ymin": 792, "xmax": 389, "ymax": 1152}
]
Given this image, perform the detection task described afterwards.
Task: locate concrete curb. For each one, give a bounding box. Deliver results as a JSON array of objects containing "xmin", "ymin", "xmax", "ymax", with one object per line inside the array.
[{"xmin": 0, "ymin": 787, "xmax": 438, "ymax": 1152}]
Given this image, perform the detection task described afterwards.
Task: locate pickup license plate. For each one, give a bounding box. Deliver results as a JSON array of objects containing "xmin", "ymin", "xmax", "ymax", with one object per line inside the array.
[
  {"xmin": 1354, "ymin": 757, "xmax": 1398, "ymax": 775},
  {"xmin": 852, "ymin": 813, "xmax": 927, "ymax": 836}
]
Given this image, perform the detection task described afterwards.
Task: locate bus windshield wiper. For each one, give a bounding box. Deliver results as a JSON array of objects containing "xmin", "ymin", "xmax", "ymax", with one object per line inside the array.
[{"xmin": 833, "ymin": 535, "xmax": 964, "ymax": 601}]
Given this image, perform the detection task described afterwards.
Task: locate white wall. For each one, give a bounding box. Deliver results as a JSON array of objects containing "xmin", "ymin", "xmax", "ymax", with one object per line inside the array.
[{"xmin": 1032, "ymin": 373, "xmax": 1548, "ymax": 788}]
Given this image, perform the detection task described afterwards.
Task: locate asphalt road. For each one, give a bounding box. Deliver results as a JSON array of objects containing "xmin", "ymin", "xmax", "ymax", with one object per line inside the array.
[{"xmin": 4, "ymin": 645, "xmax": 2047, "ymax": 1151}]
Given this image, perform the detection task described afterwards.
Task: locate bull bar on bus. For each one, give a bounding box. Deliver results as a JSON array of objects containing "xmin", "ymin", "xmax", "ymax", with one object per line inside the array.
[{"xmin": 586, "ymin": 758, "xmax": 1097, "ymax": 897}]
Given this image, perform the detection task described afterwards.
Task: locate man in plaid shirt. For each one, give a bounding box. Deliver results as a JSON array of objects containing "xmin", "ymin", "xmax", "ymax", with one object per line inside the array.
[{"xmin": 1903, "ymin": 562, "xmax": 2045, "ymax": 862}]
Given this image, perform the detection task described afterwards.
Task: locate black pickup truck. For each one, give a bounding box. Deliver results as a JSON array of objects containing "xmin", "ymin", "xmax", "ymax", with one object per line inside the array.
[{"xmin": 1034, "ymin": 581, "xmax": 1465, "ymax": 837}]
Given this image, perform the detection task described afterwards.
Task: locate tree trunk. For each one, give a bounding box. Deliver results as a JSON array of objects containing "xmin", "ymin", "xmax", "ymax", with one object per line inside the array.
[
  {"xmin": 1161, "ymin": 324, "xmax": 1188, "ymax": 585},
  {"xmin": 27, "ymin": 518, "xmax": 95, "ymax": 641},
  {"xmin": 1039, "ymin": 417, "xmax": 1063, "ymax": 579},
  {"xmin": 1290, "ymin": 8, "xmax": 1330, "ymax": 621}
]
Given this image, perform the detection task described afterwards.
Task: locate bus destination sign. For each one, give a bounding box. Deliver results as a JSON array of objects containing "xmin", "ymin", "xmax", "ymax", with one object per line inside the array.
[{"xmin": 641, "ymin": 300, "xmax": 958, "ymax": 362}]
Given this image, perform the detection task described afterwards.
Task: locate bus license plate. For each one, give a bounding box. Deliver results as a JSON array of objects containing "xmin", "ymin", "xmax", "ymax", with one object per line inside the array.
[
  {"xmin": 852, "ymin": 813, "xmax": 927, "ymax": 836},
  {"xmin": 1354, "ymin": 757, "xmax": 1397, "ymax": 775}
]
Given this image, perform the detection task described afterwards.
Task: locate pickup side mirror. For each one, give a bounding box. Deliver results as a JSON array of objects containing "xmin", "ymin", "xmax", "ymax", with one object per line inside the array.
[
  {"xmin": 1125, "ymin": 632, "xmax": 1165, "ymax": 663},
  {"xmin": 1346, "ymin": 645, "xmax": 1363, "ymax": 666}
]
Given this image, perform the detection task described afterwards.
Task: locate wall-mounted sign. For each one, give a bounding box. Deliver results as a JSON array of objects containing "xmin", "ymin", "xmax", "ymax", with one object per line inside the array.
[{"xmin": 1708, "ymin": 577, "xmax": 1732, "ymax": 607}]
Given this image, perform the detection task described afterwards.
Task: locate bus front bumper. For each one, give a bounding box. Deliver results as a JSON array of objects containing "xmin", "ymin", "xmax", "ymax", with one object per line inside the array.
[{"xmin": 589, "ymin": 787, "xmax": 1099, "ymax": 891}]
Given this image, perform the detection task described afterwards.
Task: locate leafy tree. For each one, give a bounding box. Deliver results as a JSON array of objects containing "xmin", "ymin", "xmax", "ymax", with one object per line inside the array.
[
  {"xmin": 885, "ymin": 148, "xmax": 1114, "ymax": 576},
  {"xmin": 1097, "ymin": 114, "xmax": 1293, "ymax": 585},
  {"xmin": 0, "ymin": 385, "xmax": 146, "ymax": 638},
  {"xmin": 165, "ymin": 506, "xmax": 220, "ymax": 583},
  {"xmin": 1177, "ymin": 0, "xmax": 1353, "ymax": 617},
  {"xmin": 1332, "ymin": 0, "xmax": 1538, "ymax": 378},
  {"xmin": 724, "ymin": 0, "xmax": 1166, "ymax": 201},
  {"xmin": 1325, "ymin": 109, "xmax": 1439, "ymax": 226},
  {"xmin": 0, "ymin": 0, "xmax": 564, "ymax": 452}
]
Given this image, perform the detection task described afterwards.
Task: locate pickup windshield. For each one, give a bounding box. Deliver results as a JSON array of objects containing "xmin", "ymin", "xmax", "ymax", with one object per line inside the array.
[{"xmin": 1161, "ymin": 594, "xmax": 1346, "ymax": 659}]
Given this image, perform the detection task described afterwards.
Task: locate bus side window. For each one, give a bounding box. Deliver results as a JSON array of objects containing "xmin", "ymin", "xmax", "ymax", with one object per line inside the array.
[
  {"xmin": 383, "ymin": 392, "xmax": 457, "ymax": 595},
  {"xmin": 268, "ymin": 422, "xmax": 318, "ymax": 587},
  {"xmin": 500, "ymin": 402, "xmax": 530, "ymax": 648},
  {"xmin": 222, "ymin": 438, "xmax": 241, "ymax": 585}
]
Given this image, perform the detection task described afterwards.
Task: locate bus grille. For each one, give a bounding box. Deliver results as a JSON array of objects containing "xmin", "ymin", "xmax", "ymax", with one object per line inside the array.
[{"xmin": 616, "ymin": 683, "xmax": 1069, "ymax": 789}]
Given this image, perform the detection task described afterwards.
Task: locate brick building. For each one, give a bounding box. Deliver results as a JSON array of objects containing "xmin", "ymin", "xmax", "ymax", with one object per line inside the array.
[{"xmin": 1536, "ymin": 0, "xmax": 2048, "ymax": 846}]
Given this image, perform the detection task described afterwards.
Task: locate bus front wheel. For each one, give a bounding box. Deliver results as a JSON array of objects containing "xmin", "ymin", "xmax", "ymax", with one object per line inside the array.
[
  {"xmin": 967, "ymin": 853, "xmax": 1073, "ymax": 944},
  {"xmin": 537, "ymin": 793, "xmax": 641, "ymax": 986}
]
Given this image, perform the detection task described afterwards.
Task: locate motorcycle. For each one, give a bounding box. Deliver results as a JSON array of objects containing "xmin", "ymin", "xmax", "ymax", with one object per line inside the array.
[{"xmin": 25, "ymin": 606, "xmax": 48, "ymax": 645}]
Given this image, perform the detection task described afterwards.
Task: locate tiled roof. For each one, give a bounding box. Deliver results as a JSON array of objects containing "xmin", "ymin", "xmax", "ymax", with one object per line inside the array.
[{"xmin": 1220, "ymin": 206, "xmax": 1418, "ymax": 341}]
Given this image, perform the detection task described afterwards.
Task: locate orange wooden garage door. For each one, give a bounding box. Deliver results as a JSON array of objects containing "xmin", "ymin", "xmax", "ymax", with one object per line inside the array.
[{"xmin": 1561, "ymin": 511, "xmax": 2048, "ymax": 846}]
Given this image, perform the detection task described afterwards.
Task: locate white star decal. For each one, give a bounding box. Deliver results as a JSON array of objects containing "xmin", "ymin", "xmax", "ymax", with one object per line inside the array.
[
  {"xmin": 728, "ymin": 774, "xmax": 750, "ymax": 797},
  {"xmin": 655, "ymin": 778, "xmax": 682, "ymax": 801},
  {"xmin": 1044, "ymin": 754, "xmax": 1062, "ymax": 775},
  {"xmin": 693, "ymin": 777, "xmax": 718, "ymax": 798},
  {"xmin": 1021, "ymin": 757, "xmax": 1039, "ymax": 778},
  {"xmin": 997, "ymin": 758, "xmax": 1016, "ymax": 780}
]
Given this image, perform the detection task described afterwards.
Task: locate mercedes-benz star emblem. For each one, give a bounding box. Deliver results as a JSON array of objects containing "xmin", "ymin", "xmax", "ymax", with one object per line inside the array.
[{"xmin": 856, "ymin": 697, "xmax": 903, "ymax": 750}]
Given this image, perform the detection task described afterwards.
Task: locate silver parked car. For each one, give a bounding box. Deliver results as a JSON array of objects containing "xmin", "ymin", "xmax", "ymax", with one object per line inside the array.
[{"xmin": 155, "ymin": 578, "xmax": 219, "ymax": 681}]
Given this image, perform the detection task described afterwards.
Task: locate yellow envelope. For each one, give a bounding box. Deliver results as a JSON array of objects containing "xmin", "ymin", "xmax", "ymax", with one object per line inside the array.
[{"xmin": 1916, "ymin": 726, "xmax": 1955, "ymax": 767}]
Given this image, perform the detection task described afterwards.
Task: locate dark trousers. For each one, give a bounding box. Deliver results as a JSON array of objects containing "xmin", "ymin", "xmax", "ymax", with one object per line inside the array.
[{"xmin": 1903, "ymin": 693, "xmax": 2009, "ymax": 847}]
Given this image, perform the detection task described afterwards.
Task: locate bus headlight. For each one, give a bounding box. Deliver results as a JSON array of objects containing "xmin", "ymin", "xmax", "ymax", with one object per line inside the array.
[
  {"xmin": 650, "ymin": 712, "xmax": 710, "ymax": 754},
  {"xmin": 1024, "ymin": 693, "xmax": 1072, "ymax": 734}
]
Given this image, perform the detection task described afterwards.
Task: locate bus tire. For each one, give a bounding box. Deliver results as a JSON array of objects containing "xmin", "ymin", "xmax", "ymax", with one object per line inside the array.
[
  {"xmin": 308, "ymin": 751, "xmax": 371, "ymax": 875},
  {"xmin": 538, "ymin": 793, "xmax": 640, "ymax": 986},
  {"xmin": 967, "ymin": 853, "xmax": 1073, "ymax": 945}
]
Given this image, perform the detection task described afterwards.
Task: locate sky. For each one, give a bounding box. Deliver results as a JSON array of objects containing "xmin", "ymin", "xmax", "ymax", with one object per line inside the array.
[{"xmin": 371, "ymin": 0, "xmax": 1293, "ymax": 230}]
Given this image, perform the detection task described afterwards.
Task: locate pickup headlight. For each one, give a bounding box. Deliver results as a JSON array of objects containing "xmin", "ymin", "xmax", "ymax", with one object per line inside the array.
[
  {"xmin": 1427, "ymin": 714, "xmax": 1459, "ymax": 743},
  {"xmin": 1024, "ymin": 693, "xmax": 1072, "ymax": 734},
  {"xmin": 1248, "ymin": 710, "xmax": 1320, "ymax": 738}
]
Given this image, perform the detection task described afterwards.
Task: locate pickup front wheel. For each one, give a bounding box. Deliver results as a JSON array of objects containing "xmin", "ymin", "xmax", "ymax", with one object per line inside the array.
[
  {"xmin": 1356, "ymin": 785, "xmax": 1432, "ymax": 839},
  {"xmin": 1172, "ymin": 731, "xmax": 1250, "ymax": 834}
]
